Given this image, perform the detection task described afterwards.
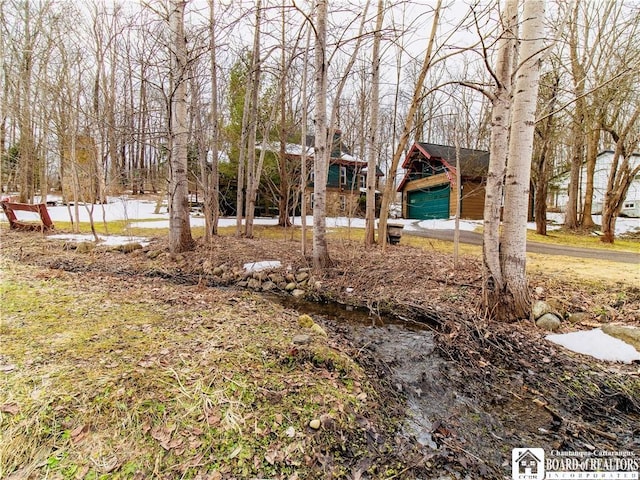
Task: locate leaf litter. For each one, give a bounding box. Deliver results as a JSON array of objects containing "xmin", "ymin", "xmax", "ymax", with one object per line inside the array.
[{"xmin": 1, "ymin": 228, "xmax": 639, "ymax": 479}]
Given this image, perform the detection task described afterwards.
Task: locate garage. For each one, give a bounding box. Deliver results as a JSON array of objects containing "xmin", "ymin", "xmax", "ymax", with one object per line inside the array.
[{"xmin": 407, "ymin": 183, "xmax": 450, "ymax": 219}]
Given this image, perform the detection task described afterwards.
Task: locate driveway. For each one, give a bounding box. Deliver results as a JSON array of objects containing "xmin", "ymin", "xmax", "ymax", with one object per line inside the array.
[{"xmin": 404, "ymin": 225, "xmax": 639, "ymax": 264}]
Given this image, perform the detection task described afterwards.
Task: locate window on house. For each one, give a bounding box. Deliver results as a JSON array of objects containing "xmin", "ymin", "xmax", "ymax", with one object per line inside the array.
[
  {"xmin": 309, "ymin": 170, "xmax": 315, "ymax": 184},
  {"xmin": 359, "ymin": 174, "xmax": 367, "ymax": 189},
  {"xmin": 310, "ymin": 193, "xmax": 315, "ymax": 209},
  {"xmin": 624, "ymin": 202, "xmax": 634, "ymax": 209},
  {"xmin": 339, "ymin": 195, "xmax": 346, "ymax": 211},
  {"xmin": 340, "ymin": 166, "xmax": 347, "ymax": 186}
]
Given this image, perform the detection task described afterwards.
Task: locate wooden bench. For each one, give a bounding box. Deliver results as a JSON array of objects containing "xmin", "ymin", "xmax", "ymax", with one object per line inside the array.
[{"xmin": 0, "ymin": 201, "xmax": 54, "ymax": 231}]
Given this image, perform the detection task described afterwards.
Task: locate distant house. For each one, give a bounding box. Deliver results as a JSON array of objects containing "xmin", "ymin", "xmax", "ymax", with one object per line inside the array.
[
  {"xmin": 267, "ymin": 130, "xmax": 384, "ymax": 217},
  {"xmin": 551, "ymin": 150, "xmax": 640, "ymax": 218},
  {"xmin": 397, "ymin": 142, "xmax": 491, "ymax": 220}
]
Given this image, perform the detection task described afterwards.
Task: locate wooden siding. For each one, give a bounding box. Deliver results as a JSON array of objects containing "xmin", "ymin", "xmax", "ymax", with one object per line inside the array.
[
  {"xmin": 403, "ymin": 172, "xmax": 449, "ymax": 193},
  {"xmin": 460, "ymin": 181, "xmax": 485, "ymax": 220}
]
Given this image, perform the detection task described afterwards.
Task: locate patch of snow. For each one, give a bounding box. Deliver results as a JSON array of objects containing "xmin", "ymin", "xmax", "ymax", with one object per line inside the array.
[
  {"xmin": 546, "ymin": 328, "xmax": 640, "ymax": 364},
  {"xmin": 243, "ymin": 260, "xmax": 282, "ymax": 273},
  {"xmin": 416, "ymin": 218, "xmax": 480, "ymax": 232},
  {"xmin": 48, "ymin": 233, "xmax": 150, "ymax": 247}
]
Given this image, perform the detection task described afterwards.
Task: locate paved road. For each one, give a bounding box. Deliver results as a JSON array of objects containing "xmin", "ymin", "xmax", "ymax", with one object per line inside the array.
[{"xmin": 404, "ymin": 226, "xmax": 640, "ymax": 264}]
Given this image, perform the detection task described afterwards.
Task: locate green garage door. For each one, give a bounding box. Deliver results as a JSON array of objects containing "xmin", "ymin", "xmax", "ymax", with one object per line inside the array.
[{"xmin": 407, "ymin": 184, "xmax": 450, "ymax": 219}]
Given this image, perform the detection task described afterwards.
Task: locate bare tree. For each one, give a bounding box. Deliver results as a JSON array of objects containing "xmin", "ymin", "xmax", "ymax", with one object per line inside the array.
[
  {"xmin": 497, "ymin": 0, "xmax": 546, "ymax": 320},
  {"xmin": 378, "ymin": 0, "xmax": 442, "ymax": 248},
  {"xmin": 168, "ymin": 0, "xmax": 194, "ymax": 253},
  {"xmin": 312, "ymin": 0, "xmax": 331, "ymax": 269},
  {"xmin": 365, "ymin": 0, "xmax": 384, "ymax": 247},
  {"xmin": 600, "ymin": 107, "xmax": 640, "ymax": 243}
]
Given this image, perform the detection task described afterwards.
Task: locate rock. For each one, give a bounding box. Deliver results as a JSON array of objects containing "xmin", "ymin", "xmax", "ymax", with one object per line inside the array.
[
  {"xmin": 292, "ymin": 334, "xmax": 312, "ymax": 345},
  {"xmin": 531, "ymin": 300, "xmax": 553, "ymax": 320},
  {"xmin": 567, "ymin": 312, "xmax": 589, "ymax": 324},
  {"xmin": 147, "ymin": 249, "xmax": 162, "ymax": 259},
  {"xmin": 536, "ymin": 313, "xmax": 561, "ymax": 332},
  {"xmin": 261, "ymin": 281, "xmax": 276, "ymax": 291},
  {"xmin": 76, "ymin": 241, "xmax": 95, "ymax": 253},
  {"xmin": 313, "ymin": 281, "xmax": 322, "ymax": 291},
  {"xmin": 253, "ymin": 272, "xmax": 267, "ymax": 282},
  {"xmin": 285, "ymin": 282, "xmax": 296, "ymax": 291},
  {"xmin": 602, "ymin": 324, "xmax": 640, "ymax": 352},
  {"xmin": 534, "ymin": 286, "xmax": 544, "ymax": 296},
  {"xmin": 308, "ymin": 419, "xmax": 321, "ymax": 430},
  {"xmin": 236, "ymin": 281, "xmax": 248, "ymax": 288},
  {"xmin": 285, "ymin": 273, "xmax": 296, "ymax": 282},
  {"xmin": 203, "ymin": 260, "xmax": 214, "ymax": 274},
  {"xmin": 295, "ymin": 271, "xmax": 309, "ymax": 282},
  {"xmin": 247, "ymin": 278, "xmax": 261, "ymax": 290},
  {"xmin": 113, "ymin": 242, "xmax": 143, "ymax": 253},
  {"xmin": 292, "ymin": 289, "xmax": 306, "ymax": 298},
  {"xmin": 213, "ymin": 267, "xmax": 224, "ymax": 276},
  {"xmin": 269, "ymin": 273, "xmax": 284, "ymax": 284},
  {"xmin": 298, "ymin": 314, "xmax": 314, "ymax": 328},
  {"xmin": 277, "ymin": 282, "xmax": 287, "ymax": 290},
  {"xmin": 310, "ymin": 323, "xmax": 328, "ymax": 337}
]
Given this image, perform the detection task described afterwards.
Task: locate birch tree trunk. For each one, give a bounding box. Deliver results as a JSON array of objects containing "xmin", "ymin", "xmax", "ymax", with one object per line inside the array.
[
  {"xmin": 498, "ymin": 0, "xmax": 546, "ymax": 320},
  {"xmin": 168, "ymin": 0, "xmax": 194, "ymax": 253},
  {"xmin": 482, "ymin": 0, "xmax": 518, "ymax": 312},
  {"xmin": 312, "ymin": 0, "xmax": 331, "ymax": 269},
  {"xmin": 365, "ymin": 0, "xmax": 384, "ymax": 247}
]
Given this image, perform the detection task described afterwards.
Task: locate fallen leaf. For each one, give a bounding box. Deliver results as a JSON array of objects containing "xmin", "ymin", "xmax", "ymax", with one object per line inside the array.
[
  {"xmin": 0, "ymin": 403, "xmax": 19, "ymax": 415},
  {"xmin": 70, "ymin": 424, "xmax": 89, "ymax": 443}
]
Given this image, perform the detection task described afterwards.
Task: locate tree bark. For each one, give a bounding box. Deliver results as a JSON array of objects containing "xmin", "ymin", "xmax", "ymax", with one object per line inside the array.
[
  {"xmin": 168, "ymin": 0, "xmax": 194, "ymax": 253},
  {"xmin": 379, "ymin": 0, "xmax": 442, "ymax": 248},
  {"xmin": 312, "ymin": 0, "xmax": 331, "ymax": 270},
  {"xmin": 482, "ymin": 0, "xmax": 517, "ymax": 313},
  {"xmin": 365, "ymin": 0, "xmax": 384, "ymax": 247},
  {"xmin": 498, "ymin": 0, "xmax": 546, "ymax": 321}
]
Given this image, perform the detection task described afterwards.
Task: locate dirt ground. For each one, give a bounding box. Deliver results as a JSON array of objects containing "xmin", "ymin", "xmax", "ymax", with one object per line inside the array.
[{"xmin": 1, "ymin": 228, "xmax": 639, "ymax": 479}]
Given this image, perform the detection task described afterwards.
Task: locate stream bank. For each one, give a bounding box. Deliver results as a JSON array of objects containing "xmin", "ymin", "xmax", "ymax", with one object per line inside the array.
[{"xmin": 2, "ymin": 230, "xmax": 639, "ymax": 479}]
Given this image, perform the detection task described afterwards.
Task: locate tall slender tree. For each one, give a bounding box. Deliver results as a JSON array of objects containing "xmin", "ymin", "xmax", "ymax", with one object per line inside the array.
[
  {"xmin": 168, "ymin": 0, "xmax": 194, "ymax": 253},
  {"xmin": 365, "ymin": 0, "xmax": 384, "ymax": 247}
]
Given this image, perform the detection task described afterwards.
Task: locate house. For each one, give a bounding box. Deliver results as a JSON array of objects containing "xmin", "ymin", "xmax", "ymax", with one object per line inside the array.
[
  {"xmin": 397, "ymin": 142, "xmax": 490, "ymax": 220},
  {"xmin": 514, "ymin": 449, "xmax": 542, "ymax": 476},
  {"xmin": 266, "ymin": 130, "xmax": 383, "ymax": 217},
  {"xmin": 550, "ymin": 150, "xmax": 640, "ymax": 218}
]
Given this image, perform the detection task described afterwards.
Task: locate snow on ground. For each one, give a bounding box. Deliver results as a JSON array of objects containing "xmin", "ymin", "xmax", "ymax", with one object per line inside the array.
[
  {"xmin": 546, "ymin": 328, "xmax": 640, "ymax": 364},
  {"xmin": 2, "ymin": 195, "xmax": 639, "ymax": 236},
  {"xmin": 243, "ymin": 260, "xmax": 282, "ymax": 273},
  {"xmin": 47, "ymin": 233, "xmax": 151, "ymax": 247}
]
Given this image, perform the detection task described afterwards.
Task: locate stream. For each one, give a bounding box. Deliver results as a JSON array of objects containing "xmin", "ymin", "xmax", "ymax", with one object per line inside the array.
[{"xmin": 270, "ymin": 295, "xmax": 461, "ymax": 453}]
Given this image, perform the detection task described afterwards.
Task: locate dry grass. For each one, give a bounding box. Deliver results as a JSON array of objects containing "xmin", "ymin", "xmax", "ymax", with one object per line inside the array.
[{"xmin": 0, "ymin": 259, "xmax": 380, "ymax": 479}]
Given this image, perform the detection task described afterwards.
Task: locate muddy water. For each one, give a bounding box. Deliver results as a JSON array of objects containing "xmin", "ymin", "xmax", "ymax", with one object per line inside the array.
[{"xmin": 270, "ymin": 295, "xmax": 453, "ymax": 451}]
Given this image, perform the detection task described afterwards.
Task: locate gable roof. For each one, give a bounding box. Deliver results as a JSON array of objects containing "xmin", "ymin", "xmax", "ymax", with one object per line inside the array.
[{"xmin": 397, "ymin": 142, "xmax": 490, "ymax": 191}]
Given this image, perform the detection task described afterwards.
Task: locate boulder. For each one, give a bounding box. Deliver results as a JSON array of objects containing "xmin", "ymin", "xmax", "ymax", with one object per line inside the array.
[
  {"xmin": 602, "ymin": 324, "xmax": 640, "ymax": 352},
  {"xmin": 285, "ymin": 282, "xmax": 297, "ymax": 292},
  {"xmin": 212, "ymin": 266, "xmax": 224, "ymax": 276},
  {"xmin": 291, "ymin": 289, "xmax": 306, "ymax": 298},
  {"xmin": 567, "ymin": 312, "xmax": 589, "ymax": 324},
  {"xmin": 295, "ymin": 271, "xmax": 309, "ymax": 282},
  {"xmin": 247, "ymin": 278, "xmax": 261, "ymax": 290},
  {"xmin": 536, "ymin": 313, "xmax": 561, "ymax": 332},
  {"xmin": 261, "ymin": 281, "xmax": 276, "ymax": 291},
  {"xmin": 292, "ymin": 334, "xmax": 312, "ymax": 345},
  {"xmin": 531, "ymin": 300, "xmax": 553, "ymax": 320}
]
